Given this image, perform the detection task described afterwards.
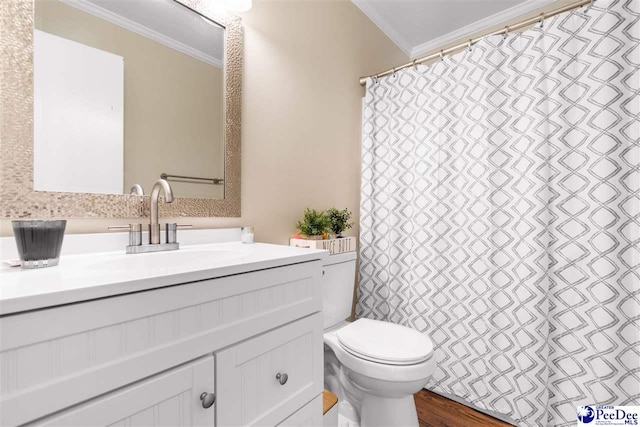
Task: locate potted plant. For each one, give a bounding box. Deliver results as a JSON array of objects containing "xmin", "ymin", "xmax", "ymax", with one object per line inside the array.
[
  {"xmin": 296, "ymin": 208, "xmax": 330, "ymax": 239},
  {"xmin": 326, "ymin": 207, "xmax": 353, "ymax": 238}
]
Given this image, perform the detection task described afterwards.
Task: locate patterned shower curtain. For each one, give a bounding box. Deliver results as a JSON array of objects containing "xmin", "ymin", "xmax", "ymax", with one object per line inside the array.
[{"xmin": 358, "ymin": 1, "xmax": 639, "ymax": 425}]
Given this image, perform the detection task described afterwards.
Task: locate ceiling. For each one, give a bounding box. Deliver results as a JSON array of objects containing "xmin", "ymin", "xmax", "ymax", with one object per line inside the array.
[
  {"xmin": 352, "ymin": 0, "xmax": 556, "ymax": 59},
  {"xmin": 60, "ymin": 0, "xmax": 225, "ymax": 67}
]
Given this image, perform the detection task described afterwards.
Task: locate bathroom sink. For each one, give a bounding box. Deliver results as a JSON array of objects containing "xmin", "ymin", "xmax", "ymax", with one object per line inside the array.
[{"xmin": 87, "ymin": 247, "xmax": 251, "ymax": 272}]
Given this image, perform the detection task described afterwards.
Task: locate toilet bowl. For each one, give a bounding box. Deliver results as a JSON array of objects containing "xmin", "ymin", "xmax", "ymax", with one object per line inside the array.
[{"xmin": 322, "ymin": 253, "xmax": 435, "ymax": 427}]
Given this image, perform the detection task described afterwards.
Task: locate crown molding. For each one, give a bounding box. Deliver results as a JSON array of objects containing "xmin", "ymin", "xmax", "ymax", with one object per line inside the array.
[
  {"xmin": 351, "ymin": 0, "xmax": 413, "ymax": 57},
  {"xmin": 59, "ymin": 0, "xmax": 223, "ymax": 68},
  {"xmin": 410, "ymin": 0, "xmax": 556, "ymax": 58}
]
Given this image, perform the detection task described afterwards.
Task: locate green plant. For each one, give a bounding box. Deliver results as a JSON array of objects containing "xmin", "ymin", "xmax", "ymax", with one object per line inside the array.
[
  {"xmin": 326, "ymin": 207, "xmax": 353, "ymax": 236},
  {"xmin": 296, "ymin": 208, "xmax": 330, "ymax": 237}
]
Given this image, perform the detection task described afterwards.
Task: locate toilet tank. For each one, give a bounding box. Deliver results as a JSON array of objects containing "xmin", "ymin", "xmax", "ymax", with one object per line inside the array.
[{"xmin": 322, "ymin": 252, "xmax": 357, "ymax": 329}]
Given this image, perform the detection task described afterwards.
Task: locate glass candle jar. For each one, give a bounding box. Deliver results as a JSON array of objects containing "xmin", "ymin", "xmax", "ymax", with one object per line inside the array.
[{"xmin": 12, "ymin": 220, "xmax": 67, "ymax": 269}]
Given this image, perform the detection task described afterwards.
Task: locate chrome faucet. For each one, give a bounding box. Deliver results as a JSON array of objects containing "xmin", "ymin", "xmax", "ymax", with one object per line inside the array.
[
  {"xmin": 129, "ymin": 184, "xmax": 144, "ymax": 195},
  {"xmin": 108, "ymin": 178, "xmax": 186, "ymax": 253},
  {"xmin": 149, "ymin": 178, "xmax": 174, "ymax": 244}
]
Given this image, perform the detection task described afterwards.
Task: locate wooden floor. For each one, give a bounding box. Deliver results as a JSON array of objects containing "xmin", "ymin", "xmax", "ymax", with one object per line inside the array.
[{"xmin": 415, "ymin": 390, "xmax": 512, "ymax": 427}]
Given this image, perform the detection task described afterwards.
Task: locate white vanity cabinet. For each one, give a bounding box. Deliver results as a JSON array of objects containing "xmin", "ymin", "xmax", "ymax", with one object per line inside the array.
[
  {"xmin": 31, "ymin": 355, "xmax": 216, "ymax": 427},
  {"xmin": 216, "ymin": 314, "xmax": 323, "ymax": 426},
  {"xmin": 0, "ymin": 254, "xmax": 325, "ymax": 427}
]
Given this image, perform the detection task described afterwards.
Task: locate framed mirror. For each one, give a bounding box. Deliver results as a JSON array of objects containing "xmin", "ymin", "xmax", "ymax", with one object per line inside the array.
[{"xmin": 0, "ymin": 0, "xmax": 242, "ymax": 218}]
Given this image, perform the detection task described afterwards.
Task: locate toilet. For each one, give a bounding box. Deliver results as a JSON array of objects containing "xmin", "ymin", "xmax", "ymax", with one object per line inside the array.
[{"xmin": 322, "ymin": 252, "xmax": 435, "ymax": 427}]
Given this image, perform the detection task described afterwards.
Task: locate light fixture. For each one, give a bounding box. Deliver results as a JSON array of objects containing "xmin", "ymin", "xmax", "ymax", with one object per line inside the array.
[{"xmin": 226, "ymin": 0, "xmax": 252, "ymax": 13}]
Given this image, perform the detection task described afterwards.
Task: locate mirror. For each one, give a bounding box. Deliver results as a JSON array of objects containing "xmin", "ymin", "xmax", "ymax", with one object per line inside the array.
[
  {"xmin": 0, "ymin": 0, "xmax": 241, "ymax": 218},
  {"xmin": 34, "ymin": 0, "xmax": 225, "ymax": 199}
]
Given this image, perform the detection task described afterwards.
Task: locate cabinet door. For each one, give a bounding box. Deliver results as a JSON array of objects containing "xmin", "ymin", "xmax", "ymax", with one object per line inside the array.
[
  {"xmin": 33, "ymin": 355, "xmax": 215, "ymax": 427},
  {"xmin": 216, "ymin": 313, "xmax": 323, "ymax": 426},
  {"xmin": 277, "ymin": 395, "xmax": 323, "ymax": 427}
]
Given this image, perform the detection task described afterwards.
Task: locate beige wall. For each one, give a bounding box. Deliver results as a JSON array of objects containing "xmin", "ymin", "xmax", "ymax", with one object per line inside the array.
[
  {"xmin": 1, "ymin": 0, "xmax": 408, "ymax": 243},
  {"xmin": 237, "ymin": 0, "xmax": 409, "ymax": 244},
  {"xmin": 35, "ymin": 0, "xmax": 224, "ymax": 199}
]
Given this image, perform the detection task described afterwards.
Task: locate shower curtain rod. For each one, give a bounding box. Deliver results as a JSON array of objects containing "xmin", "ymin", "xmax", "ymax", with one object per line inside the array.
[{"xmin": 359, "ymin": 0, "xmax": 593, "ymax": 86}]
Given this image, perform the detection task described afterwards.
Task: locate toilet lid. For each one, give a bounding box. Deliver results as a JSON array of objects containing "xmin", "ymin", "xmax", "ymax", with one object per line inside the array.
[{"xmin": 336, "ymin": 319, "xmax": 433, "ymax": 365}]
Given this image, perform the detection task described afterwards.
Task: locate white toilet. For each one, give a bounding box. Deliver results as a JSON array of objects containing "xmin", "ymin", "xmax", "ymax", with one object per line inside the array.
[{"xmin": 322, "ymin": 252, "xmax": 435, "ymax": 427}]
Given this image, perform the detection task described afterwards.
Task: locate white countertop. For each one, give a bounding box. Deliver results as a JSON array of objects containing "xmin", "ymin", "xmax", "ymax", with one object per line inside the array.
[{"xmin": 0, "ymin": 242, "xmax": 328, "ymax": 316}]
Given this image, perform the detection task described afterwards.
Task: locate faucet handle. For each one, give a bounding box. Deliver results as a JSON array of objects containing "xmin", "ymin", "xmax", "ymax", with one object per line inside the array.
[
  {"xmin": 109, "ymin": 224, "xmax": 142, "ymax": 246},
  {"xmin": 165, "ymin": 224, "xmax": 192, "ymax": 244},
  {"xmin": 166, "ymin": 223, "xmax": 177, "ymax": 244}
]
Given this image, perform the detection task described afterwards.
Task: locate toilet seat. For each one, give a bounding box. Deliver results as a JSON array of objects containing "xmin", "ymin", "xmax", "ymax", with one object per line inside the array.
[
  {"xmin": 336, "ymin": 319, "xmax": 433, "ymax": 366},
  {"xmin": 324, "ymin": 328, "xmax": 434, "ymax": 383}
]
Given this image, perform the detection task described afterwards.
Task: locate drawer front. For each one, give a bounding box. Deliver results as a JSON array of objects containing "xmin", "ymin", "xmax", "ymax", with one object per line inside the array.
[
  {"xmin": 277, "ymin": 395, "xmax": 323, "ymax": 427},
  {"xmin": 31, "ymin": 355, "xmax": 215, "ymax": 427},
  {"xmin": 0, "ymin": 261, "xmax": 322, "ymax": 426},
  {"xmin": 216, "ymin": 314, "xmax": 324, "ymax": 426}
]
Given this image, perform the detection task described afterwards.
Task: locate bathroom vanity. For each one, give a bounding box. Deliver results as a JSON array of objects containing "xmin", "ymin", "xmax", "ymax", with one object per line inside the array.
[{"xmin": 0, "ymin": 242, "xmax": 328, "ymax": 426}]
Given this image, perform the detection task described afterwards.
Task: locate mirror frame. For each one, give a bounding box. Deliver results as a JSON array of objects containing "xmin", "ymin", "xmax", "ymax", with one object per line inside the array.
[{"xmin": 0, "ymin": 0, "xmax": 242, "ymax": 218}]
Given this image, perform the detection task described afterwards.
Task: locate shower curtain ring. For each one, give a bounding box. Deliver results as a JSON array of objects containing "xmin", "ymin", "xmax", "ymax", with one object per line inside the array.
[
  {"xmin": 412, "ymin": 59, "xmax": 417, "ymax": 69},
  {"xmin": 503, "ymin": 26, "xmax": 509, "ymax": 39},
  {"xmin": 439, "ymin": 50, "xmax": 444, "ymax": 61},
  {"xmin": 374, "ymin": 74, "xmax": 379, "ymax": 84},
  {"xmin": 539, "ymin": 13, "xmax": 545, "ymax": 28},
  {"xmin": 392, "ymin": 67, "xmax": 396, "ymax": 77},
  {"xmin": 468, "ymin": 40, "xmax": 472, "ymax": 52}
]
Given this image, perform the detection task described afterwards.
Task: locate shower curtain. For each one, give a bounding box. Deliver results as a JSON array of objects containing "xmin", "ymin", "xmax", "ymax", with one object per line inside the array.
[{"xmin": 358, "ymin": 1, "xmax": 639, "ymax": 425}]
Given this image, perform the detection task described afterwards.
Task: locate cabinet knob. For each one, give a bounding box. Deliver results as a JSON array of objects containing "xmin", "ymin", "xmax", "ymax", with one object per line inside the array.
[
  {"xmin": 276, "ymin": 372, "xmax": 288, "ymax": 385},
  {"xmin": 200, "ymin": 392, "xmax": 216, "ymax": 408}
]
